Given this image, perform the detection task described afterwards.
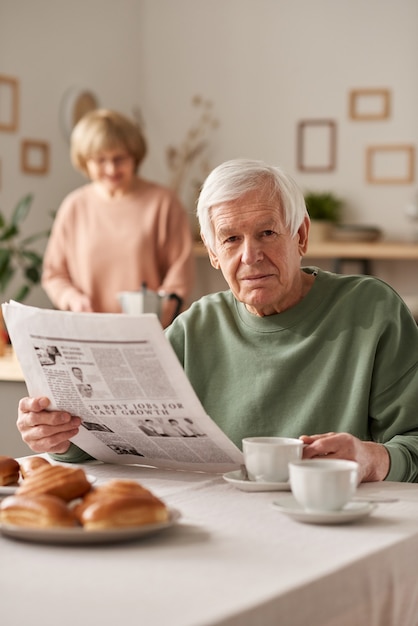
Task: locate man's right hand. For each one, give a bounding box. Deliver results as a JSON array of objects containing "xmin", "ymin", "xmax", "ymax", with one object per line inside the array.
[{"xmin": 17, "ymin": 396, "xmax": 81, "ymax": 454}]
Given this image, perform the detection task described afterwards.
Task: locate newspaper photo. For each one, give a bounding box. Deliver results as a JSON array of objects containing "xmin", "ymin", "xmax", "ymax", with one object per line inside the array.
[{"xmin": 2, "ymin": 301, "xmax": 243, "ymax": 473}]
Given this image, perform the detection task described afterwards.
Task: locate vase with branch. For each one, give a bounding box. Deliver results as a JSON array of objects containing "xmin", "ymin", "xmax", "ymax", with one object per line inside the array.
[{"xmin": 165, "ymin": 95, "xmax": 219, "ymax": 239}]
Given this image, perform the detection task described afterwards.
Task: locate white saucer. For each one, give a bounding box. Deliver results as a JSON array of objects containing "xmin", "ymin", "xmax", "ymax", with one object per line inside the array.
[
  {"xmin": 223, "ymin": 470, "xmax": 291, "ymax": 492},
  {"xmin": 272, "ymin": 495, "xmax": 376, "ymax": 524}
]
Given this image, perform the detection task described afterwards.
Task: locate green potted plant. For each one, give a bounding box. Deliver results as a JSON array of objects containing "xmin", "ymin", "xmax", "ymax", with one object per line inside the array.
[
  {"xmin": 0, "ymin": 193, "xmax": 50, "ymax": 303},
  {"xmin": 304, "ymin": 191, "xmax": 343, "ymax": 242}
]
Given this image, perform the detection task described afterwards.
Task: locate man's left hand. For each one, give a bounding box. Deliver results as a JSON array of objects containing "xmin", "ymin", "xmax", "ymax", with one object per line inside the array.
[{"xmin": 300, "ymin": 432, "xmax": 390, "ymax": 482}]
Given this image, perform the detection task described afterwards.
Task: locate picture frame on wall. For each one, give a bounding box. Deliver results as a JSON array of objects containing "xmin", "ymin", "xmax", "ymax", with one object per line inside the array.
[
  {"xmin": 297, "ymin": 119, "xmax": 337, "ymax": 173},
  {"xmin": 21, "ymin": 140, "xmax": 50, "ymax": 175},
  {"xmin": 349, "ymin": 88, "xmax": 391, "ymax": 121},
  {"xmin": 0, "ymin": 74, "xmax": 19, "ymax": 132},
  {"xmin": 366, "ymin": 144, "xmax": 415, "ymax": 184}
]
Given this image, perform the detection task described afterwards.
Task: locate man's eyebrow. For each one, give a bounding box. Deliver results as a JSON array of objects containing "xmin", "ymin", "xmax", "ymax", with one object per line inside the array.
[
  {"xmin": 216, "ymin": 227, "xmax": 234, "ymax": 238},
  {"xmin": 218, "ymin": 220, "xmax": 278, "ymax": 235}
]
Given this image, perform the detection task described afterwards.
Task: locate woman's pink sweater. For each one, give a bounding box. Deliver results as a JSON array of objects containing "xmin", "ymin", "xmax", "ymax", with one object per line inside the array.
[{"xmin": 42, "ymin": 179, "xmax": 195, "ymax": 313}]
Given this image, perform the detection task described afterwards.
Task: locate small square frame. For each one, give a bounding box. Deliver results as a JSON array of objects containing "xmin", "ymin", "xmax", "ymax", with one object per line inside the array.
[
  {"xmin": 0, "ymin": 74, "xmax": 19, "ymax": 132},
  {"xmin": 366, "ymin": 144, "xmax": 415, "ymax": 184},
  {"xmin": 21, "ymin": 140, "xmax": 50, "ymax": 175},
  {"xmin": 349, "ymin": 88, "xmax": 391, "ymax": 121},
  {"xmin": 297, "ymin": 119, "xmax": 337, "ymax": 172}
]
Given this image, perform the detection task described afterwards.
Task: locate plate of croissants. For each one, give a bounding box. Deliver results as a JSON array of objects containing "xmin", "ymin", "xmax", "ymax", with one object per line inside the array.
[{"xmin": 0, "ymin": 454, "xmax": 180, "ymax": 544}]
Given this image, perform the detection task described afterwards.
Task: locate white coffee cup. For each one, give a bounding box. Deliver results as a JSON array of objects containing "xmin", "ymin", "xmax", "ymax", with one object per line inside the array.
[
  {"xmin": 289, "ymin": 459, "xmax": 359, "ymax": 512},
  {"xmin": 242, "ymin": 437, "xmax": 304, "ymax": 483}
]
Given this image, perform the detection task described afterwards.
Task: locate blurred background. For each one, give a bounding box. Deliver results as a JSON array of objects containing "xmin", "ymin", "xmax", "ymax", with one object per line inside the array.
[{"xmin": 0, "ymin": 0, "xmax": 417, "ymax": 306}]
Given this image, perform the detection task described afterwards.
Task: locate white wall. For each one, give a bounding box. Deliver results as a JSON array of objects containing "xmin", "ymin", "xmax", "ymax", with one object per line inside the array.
[{"xmin": 0, "ymin": 0, "xmax": 417, "ymax": 306}]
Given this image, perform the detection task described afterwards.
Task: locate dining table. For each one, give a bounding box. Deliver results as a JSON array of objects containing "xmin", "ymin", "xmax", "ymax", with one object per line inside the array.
[{"xmin": 1, "ymin": 460, "xmax": 418, "ymax": 626}]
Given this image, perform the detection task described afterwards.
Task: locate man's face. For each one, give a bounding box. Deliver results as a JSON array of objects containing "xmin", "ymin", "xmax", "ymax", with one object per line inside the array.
[
  {"xmin": 72, "ymin": 368, "xmax": 83, "ymax": 381},
  {"xmin": 206, "ymin": 190, "xmax": 310, "ymax": 316}
]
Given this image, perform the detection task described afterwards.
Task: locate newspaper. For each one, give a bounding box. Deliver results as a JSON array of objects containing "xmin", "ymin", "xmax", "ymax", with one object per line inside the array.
[{"xmin": 2, "ymin": 301, "xmax": 243, "ymax": 473}]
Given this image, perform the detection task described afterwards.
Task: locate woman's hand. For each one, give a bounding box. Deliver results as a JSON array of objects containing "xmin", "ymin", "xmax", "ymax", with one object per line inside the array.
[
  {"xmin": 68, "ymin": 293, "xmax": 94, "ymax": 313},
  {"xmin": 300, "ymin": 432, "xmax": 390, "ymax": 483},
  {"xmin": 17, "ymin": 396, "xmax": 82, "ymax": 454},
  {"xmin": 160, "ymin": 296, "xmax": 182, "ymax": 329}
]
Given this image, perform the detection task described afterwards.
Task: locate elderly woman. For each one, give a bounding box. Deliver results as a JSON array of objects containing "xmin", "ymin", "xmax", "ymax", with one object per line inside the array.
[
  {"xmin": 17, "ymin": 159, "xmax": 418, "ymax": 483},
  {"xmin": 42, "ymin": 109, "xmax": 195, "ymax": 328}
]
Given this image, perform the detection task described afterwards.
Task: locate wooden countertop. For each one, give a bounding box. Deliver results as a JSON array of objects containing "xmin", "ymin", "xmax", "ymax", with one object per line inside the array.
[
  {"xmin": 0, "ymin": 346, "xmax": 25, "ymax": 382},
  {"xmin": 305, "ymin": 240, "xmax": 418, "ymax": 260}
]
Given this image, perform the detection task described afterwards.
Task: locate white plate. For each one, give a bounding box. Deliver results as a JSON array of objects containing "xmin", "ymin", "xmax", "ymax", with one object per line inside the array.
[
  {"xmin": 272, "ymin": 495, "xmax": 376, "ymax": 525},
  {"xmin": 223, "ymin": 470, "xmax": 291, "ymax": 492},
  {"xmin": 0, "ymin": 508, "xmax": 181, "ymax": 545},
  {"xmin": 0, "ymin": 474, "xmax": 97, "ymax": 498}
]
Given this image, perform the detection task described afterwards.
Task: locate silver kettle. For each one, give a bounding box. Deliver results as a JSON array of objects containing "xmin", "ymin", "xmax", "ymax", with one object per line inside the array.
[{"xmin": 117, "ymin": 283, "xmax": 182, "ymax": 322}]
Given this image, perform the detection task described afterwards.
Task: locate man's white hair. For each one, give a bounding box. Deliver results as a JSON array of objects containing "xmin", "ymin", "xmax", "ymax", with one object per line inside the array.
[{"xmin": 196, "ymin": 158, "xmax": 309, "ymax": 250}]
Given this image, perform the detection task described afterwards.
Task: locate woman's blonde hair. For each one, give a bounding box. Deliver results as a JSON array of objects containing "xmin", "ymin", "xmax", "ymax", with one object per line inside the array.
[{"xmin": 70, "ymin": 109, "xmax": 147, "ymax": 176}]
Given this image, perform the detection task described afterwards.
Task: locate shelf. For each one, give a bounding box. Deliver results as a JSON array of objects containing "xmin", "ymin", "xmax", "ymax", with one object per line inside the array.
[
  {"xmin": 306, "ymin": 240, "xmax": 418, "ymax": 260},
  {"xmin": 194, "ymin": 240, "xmax": 418, "ymax": 261}
]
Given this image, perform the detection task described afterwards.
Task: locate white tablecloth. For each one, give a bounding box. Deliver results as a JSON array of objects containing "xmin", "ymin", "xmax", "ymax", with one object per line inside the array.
[{"xmin": 2, "ymin": 461, "xmax": 418, "ymax": 626}]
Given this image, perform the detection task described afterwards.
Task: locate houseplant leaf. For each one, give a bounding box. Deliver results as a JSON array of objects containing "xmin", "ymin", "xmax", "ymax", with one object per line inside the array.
[
  {"xmin": 13, "ymin": 284, "xmax": 30, "ymax": 302},
  {"xmin": 0, "ymin": 194, "xmax": 51, "ymax": 303},
  {"xmin": 0, "ymin": 265, "xmax": 14, "ymax": 292},
  {"xmin": 304, "ymin": 191, "xmax": 343, "ymax": 222},
  {"xmin": 0, "ymin": 224, "xmax": 19, "ymax": 241},
  {"xmin": 11, "ymin": 194, "xmax": 33, "ymax": 227}
]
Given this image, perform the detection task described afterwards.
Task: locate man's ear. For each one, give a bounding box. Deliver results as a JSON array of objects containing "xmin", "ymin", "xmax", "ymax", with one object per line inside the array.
[
  {"xmin": 297, "ymin": 215, "xmax": 310, "ymax": 256},
  {"xmin": 201, "ymin": 233, "xmax": 220, "ymax": 270}
]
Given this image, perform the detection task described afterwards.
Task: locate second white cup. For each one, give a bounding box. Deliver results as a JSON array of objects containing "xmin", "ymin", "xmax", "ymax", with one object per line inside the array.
[
  {"xmin": 289, "ymin": 459, "xmax": 359, "ymax": 512},
  {"xmin": 242, "ymin": 436, "xmax": 304, "ymax": 483}
]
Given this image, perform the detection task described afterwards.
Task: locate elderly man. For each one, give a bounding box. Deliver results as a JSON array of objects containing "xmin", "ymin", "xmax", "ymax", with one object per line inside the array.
[{"xmin": 17, "ymin": 159, "xmax": 418, "ymax": 483}]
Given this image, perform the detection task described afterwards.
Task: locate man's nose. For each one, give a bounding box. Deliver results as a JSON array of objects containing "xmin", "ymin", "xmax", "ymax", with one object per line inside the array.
[{"xmin": 241, "ymin": 239, "xmax": 263, "ymax": 264}]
